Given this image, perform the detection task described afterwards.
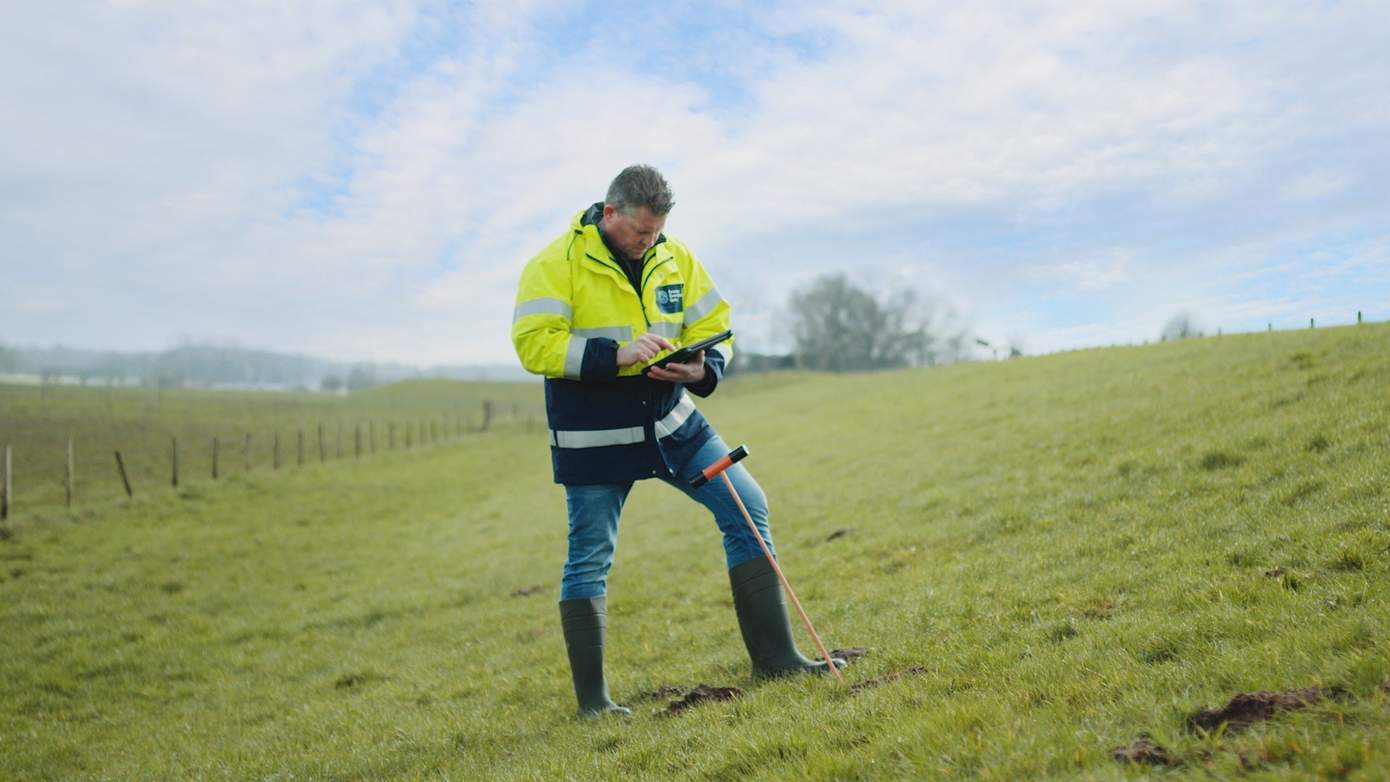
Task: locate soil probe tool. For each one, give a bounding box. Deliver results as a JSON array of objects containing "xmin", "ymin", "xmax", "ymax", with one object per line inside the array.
[{"xmin": 691, "ymin": 444, "xmax": 844, "ymax": 683}]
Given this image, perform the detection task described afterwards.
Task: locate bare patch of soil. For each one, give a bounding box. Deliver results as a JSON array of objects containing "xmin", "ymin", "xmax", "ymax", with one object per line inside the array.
[
  {"xmin": 509, "ymin": 584, "xmax": 544, "ymax": 597},
  {"xmin": 830, "ymin": 647, "xmax": 871, "ymax": 661},
  {"xmin": 1111, "ymin": 734, "xmax": 1180, "ymax": 767},
  {"xmin": 825, "ymin": 529, "xmax": 855, "ymax": 542},
  {"xmin": 850, "ymin": 666, "xmax": 927, "ymax": 693},
  {"xmin": 1188, "ymin": 687, "xmax": 1340, "ymax": 733},
  {"xmin": 664, "ymin": 684, "xmax": 744, "ymax": 715},
  {"xmin": 631, "ymin": 685, "xmax": 685, "ymax": 703},
  {"xmin": 334, "ymin": 671, "xmax": 384, "ymax": 689}
]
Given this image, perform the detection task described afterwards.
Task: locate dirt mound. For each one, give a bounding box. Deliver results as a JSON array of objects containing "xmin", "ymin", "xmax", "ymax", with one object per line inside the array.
[
  {"xmin": 830, "ymin": 647, "xmax": 871, "ymax": 660},
  {"xmin": 850, "ymin": 666, "xmax": 927, "ymax": 693},
  {"xmin": 665, "ymin": 684, "xmax": 744, "ymax": 715},
  {"xmin": 1111, "ymin": 734, "xmax": 1179, "ymax": 767},
  {"xmin": 1188, "ymin": 687, "xmax": 1337, "ymax": 733}
]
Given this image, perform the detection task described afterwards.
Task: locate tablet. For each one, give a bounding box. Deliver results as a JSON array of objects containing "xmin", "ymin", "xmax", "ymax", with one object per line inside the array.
[{"xmin": 643, "ymin": 329, "xmax": 733, "ymax": 373}]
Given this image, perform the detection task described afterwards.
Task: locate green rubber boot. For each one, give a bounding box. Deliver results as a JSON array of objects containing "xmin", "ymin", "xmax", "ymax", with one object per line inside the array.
[
  {"xmin": 559, "ymin": 597, "xmax": 631, "ymax": 718},
  {"xmin": 729, "ymin": 557, "xmax": 847, "ymax": 678}
]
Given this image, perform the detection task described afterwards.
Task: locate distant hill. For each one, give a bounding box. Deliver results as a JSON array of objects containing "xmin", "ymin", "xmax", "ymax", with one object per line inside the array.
[{"xmin": 0, "ymin": 342, "xmax": 534, "ymax": 389}]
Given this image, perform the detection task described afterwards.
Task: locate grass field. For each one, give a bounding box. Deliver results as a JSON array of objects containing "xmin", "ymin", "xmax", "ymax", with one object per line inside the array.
[{"xmin": 1, "ymin": 324, "xmax": 1387, "ymax": 780}]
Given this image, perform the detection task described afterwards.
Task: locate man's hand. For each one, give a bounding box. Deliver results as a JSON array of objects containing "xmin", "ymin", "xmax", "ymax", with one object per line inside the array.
[
  {"xmin": 616, "ymin": 333, "xmax": 676, "ymax": 368},
  {"xmin": 645, "ymin": 350, "xmax": 706, "ymax": 383}
]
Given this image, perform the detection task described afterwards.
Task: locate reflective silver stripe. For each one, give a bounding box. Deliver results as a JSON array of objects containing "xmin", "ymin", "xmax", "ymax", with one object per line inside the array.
[
  {"xmin": 551, "ymin": 426, "xmax": 646, "ymax": 448},
  {"xmin": 654, "ymin": 392, "xmax": 696, "ymax": 438},
  {"xmin": 572, "ymin": 325, "xmax": 633, "ymax": 342},
  {"xmin": 563, "ymin": 335, "xmax": 587, "ymax": 379},
  {"xmin": 513, "ymin": 297, "xmax": 572, "ymax": 322},
  {"xmin": 683, "ymin": 287, "xmax": 724, "ymax": 324},
  {"xmin": 650, "ymin": 321, "xmax": 683, "ymax": 339}
]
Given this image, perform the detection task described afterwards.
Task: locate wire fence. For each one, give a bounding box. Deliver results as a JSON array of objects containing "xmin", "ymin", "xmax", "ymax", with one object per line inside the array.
[{"xmin": 0, "ymin": 398, "xmax": 546, "ymax": 521}]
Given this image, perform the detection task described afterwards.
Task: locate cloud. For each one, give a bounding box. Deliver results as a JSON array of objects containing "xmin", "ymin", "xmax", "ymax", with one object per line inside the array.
[
  {"xmin": 2, "ymin": 1, "xmax": 1388, "ymax": 364},
  {"xmin": 1035, "ymin": 251, "xmax": 1134, "ymax": 293},
  {"xmin": 1284, "ymin": 172, "xmax": 1349, "ymax": 200}
]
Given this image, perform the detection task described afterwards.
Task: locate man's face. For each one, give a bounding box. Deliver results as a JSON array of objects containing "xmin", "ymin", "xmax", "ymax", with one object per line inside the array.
[{"xmin": 602, "ymin": 204, "xmax": 666, "ymax": 262}]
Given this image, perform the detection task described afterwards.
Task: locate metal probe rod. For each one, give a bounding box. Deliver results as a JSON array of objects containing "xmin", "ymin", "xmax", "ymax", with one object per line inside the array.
[{"xmin": 717, "ymin": 470, "xmax": 843, "ymax": 683}]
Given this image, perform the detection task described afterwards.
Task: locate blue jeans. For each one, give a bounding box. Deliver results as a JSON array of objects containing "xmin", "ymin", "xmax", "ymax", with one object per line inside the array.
[{"xmin": 560, "ymin": 435, "xmax": 774, "ymax": 600}]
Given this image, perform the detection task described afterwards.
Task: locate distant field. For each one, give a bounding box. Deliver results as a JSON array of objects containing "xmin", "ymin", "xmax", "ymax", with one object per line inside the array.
[
  {"xmin": 0, "ymin": 379, "xmax": 545, "ymax": 512},
  {"xmin": 0, "ymin": 324, "xmax": 1387, "ymax": 779}
]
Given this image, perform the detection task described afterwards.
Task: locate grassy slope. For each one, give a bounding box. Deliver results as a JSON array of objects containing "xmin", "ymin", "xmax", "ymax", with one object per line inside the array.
[{"xmin": 0, "ymin": 324, "xmax": 1387, "ymax": 780}]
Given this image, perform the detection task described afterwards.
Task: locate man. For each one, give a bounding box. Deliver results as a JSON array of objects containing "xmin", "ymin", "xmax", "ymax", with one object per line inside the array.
[{"xmin": 512, "ymin": 165, "xmax": 845, "ymax": 717}]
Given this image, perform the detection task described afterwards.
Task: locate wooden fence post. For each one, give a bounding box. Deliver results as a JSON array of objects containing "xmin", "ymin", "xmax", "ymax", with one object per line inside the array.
[
  {"xmin": 1358, "ymin": 310, "xmax": 1363, "ymax": 324},
  {"xmin": 172, "ymin": 437, "xmax": 179, "ymax": 487},
  {"xmin": 297, "ymin": 430, "xmax": 305, "ymax": 467},
  {"xmin": 212, "ymin": 437, "xmax": 219, "ymax": 480},
  {"xmin": 482, "ymin": 401, "xmax": 492, "ymax": 431},
  {"xmin": 369, "ymin": 422, "xmax": 376, "ymax": 454},
  {"xmin": 2, "ymin": 444, "xmax": 10, "ymax": 520},
  {"xmin": 66, "ymin": 438, "xmax": 74, "ymax": 509},
  {"xmin": 318, "ymin": 424, "xmax": 326, "ymax": 463},
  {"xmin": 1310, "ymin": 317, "xmax": 1315, "ymax": 329},
  {"xmin": 114, "ymin": 450, "xmax": 133, "ymax": 497},
  {"xmin": 273, "ymin": 432, "xmax": 281, "ymax": 470},
  {"xmin": 355, "ymin": 425, "xmax": 361, "ymax": 460}
]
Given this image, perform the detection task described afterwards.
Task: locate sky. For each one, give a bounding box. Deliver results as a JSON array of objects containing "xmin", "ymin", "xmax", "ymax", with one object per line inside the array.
[{"xmin": 3, "ymin": 0, "xmax": 1387, "ymax": 365}]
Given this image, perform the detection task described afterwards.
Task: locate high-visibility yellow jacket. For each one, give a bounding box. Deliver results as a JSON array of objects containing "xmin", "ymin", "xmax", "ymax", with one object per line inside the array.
[{"xmin": 512, "ymin": 203, "xmax": 734, "ymax": 484}]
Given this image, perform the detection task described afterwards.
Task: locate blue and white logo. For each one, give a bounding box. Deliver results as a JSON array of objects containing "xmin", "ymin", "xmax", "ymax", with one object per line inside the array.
[{"xmin": 655, "ymin": 283, "xmax": 684, "ymax": 314}]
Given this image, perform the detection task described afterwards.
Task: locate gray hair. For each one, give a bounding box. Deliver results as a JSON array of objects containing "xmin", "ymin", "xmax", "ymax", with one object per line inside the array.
[{"xmin": 605, "ymin": 164, "xmax": 675, "ymax": 216}]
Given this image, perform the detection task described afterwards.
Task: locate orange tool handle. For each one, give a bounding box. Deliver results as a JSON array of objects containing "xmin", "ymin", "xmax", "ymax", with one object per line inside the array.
[{"xmin": 689, "ymin": 444, "xmax": 749, "ymax": 488}]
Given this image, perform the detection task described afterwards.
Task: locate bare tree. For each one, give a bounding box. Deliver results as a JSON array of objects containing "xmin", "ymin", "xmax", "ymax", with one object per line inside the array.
[
  {"xmin": 1161, "ymin": 311, "xmax": 1202, "ymax": 341},
  {"xmin": 1007, "ymin": 336, "xmax": 1026, "ymax": 358},
  {"xmin": 788, "ymin": 273, "xmax": 971, "ymax": 371}
]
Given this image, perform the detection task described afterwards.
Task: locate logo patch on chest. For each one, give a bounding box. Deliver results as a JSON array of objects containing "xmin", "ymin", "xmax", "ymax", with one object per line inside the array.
[{"xmin": 655, "ymin": 283, "xmax": 684, "ymax": 314}]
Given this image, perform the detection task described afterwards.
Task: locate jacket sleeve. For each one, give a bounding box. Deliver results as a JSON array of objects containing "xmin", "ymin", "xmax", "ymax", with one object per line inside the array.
[
  {"xmin": 679, "ymin": 249, "xmax": 734, "ymax": 395},
  {"xmin": 512, "ymin": 248, "xmax": 618, "ymax": 381}
]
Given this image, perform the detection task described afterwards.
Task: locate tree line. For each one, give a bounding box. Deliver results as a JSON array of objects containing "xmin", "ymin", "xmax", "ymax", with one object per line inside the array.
[
  {"xmin": 1, "ymin": 274, "xmax": 997, "ymax": 386},
  {"xmin": 0, "ymin": 343, "xmax": 532, "ymax": 389}
]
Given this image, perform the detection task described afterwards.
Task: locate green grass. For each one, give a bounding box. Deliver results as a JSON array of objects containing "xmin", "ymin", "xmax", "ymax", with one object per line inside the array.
[
  {"xmin": 1, "ymin": 324, "xmax": 1388, "ymax": 780},
  {"xmin": 0, "ymin": 379, "xmax": 545, "ymax": 510}
]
